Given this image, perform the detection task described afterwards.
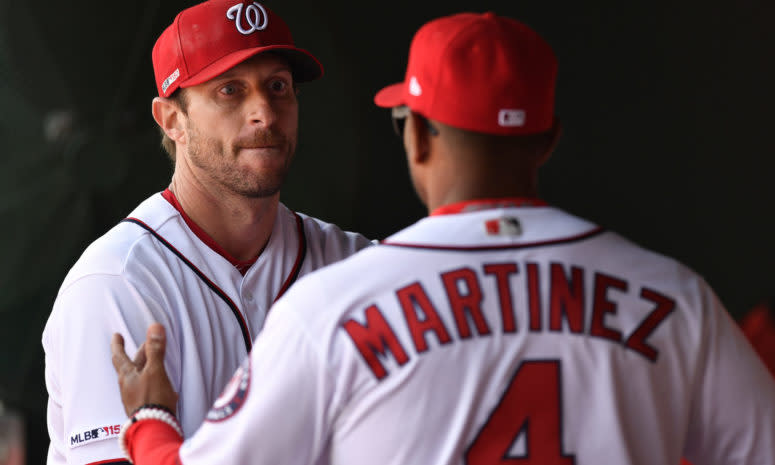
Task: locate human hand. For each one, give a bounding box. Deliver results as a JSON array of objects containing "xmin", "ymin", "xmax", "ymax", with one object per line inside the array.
[{"xmin": 111, "ymin": 323, "xmax": 179, "ymax": 417}]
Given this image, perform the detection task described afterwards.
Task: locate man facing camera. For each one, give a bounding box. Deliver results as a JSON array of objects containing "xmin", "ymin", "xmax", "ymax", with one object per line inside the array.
[{"xmin": 42, "ymin": 2, "xmax": 371, "ymax": 464}]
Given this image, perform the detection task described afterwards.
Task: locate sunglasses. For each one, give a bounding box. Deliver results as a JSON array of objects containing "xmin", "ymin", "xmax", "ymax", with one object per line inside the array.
[{"xmin": 391, "ymin": 105, "xmax": 439, "ymax": 138}]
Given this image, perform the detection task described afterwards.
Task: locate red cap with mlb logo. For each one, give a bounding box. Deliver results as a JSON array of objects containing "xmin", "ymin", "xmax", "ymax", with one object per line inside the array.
[
  {"xmin": 152, "ymin": 0, "xmax": 323, "ymax": 97},
  {"xmin": 374, "ymin": 11, "xmax": 557, "ymax": 135}
]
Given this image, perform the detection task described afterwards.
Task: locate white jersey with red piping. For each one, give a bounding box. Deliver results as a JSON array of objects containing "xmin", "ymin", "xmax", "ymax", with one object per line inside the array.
[
  {"xmin": 42, "ymin": 190, "xmax": 373, "ymax": 465},
  {"xmin": 170, "ymin": 201, "xmax": 775, "ymax": 465}
]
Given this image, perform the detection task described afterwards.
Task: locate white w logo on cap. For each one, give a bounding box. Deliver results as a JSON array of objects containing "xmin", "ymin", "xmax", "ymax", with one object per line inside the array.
[{"xmin": 227, "ymin": 2, "xmax": 269, "ymax": 35}]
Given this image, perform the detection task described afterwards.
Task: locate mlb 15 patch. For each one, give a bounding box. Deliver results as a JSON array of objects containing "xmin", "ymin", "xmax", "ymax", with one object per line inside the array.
[{"xmin": 69, "ymin": 424, "xmax": 122, "ymax": 449}]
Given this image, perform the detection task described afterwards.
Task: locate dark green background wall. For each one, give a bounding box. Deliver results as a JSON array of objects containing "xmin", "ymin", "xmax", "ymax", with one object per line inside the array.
[{"xmin": 0, "ymin": 0, "xmax": 772, "ymax": 462}]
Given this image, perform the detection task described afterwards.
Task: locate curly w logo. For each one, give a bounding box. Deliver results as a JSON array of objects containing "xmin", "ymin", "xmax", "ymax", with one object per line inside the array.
[{"xmin": 227, "ymin": 2, "xmax": 269, "ymax": 35}]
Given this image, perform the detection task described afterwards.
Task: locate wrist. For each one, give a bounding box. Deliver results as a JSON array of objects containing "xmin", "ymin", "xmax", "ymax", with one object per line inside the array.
[
  {"xmin": 119, "ymin": 406, "xmax": 183, "ymax": 463},
  {"xmin": 130, "ymin": 403, "xmax": 176, "ymax": 418}
]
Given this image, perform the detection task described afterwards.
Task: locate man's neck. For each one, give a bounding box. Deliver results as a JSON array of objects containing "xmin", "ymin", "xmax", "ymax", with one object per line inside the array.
[
  {"xmin": 169, "ymin": 175, "xmax": 278, "ymax": 262},
  {"xmin": 425, "ymin": 165, "xmax": 540, "ymax": 214}
]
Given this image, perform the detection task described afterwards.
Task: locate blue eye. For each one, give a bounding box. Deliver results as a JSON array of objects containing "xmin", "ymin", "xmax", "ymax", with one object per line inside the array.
[{"xmin": 220, "ymin": 84, "xmax": 237, "ymax": 95}]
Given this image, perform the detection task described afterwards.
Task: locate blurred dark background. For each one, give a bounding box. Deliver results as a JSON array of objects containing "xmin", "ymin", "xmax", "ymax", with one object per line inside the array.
[{"xmin": 0, "ymin": 0, "xmax": 773, "ymax": 463}]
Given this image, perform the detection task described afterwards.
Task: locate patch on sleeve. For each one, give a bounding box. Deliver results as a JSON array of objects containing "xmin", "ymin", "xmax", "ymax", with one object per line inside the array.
[
  {"xmin": 68, "ymin": 424, "xmax": 122, "ymax": 449},
  {"xmin": 206, "ymin": 356, "xmax": 251, "ymax": 422}
]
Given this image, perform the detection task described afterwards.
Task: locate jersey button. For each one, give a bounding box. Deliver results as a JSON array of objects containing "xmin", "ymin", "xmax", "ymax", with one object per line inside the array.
[{"xmin": 244, "ymin": 293, "xmax": 254, "ymax": 303}]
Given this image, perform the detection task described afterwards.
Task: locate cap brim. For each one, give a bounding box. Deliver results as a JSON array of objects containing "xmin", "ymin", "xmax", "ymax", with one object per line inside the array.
[
  {"xmin": 180, "ymin": 45, "xmax": 323, "ymax": 89},
  {"xmin": 374, "ymin": 82, "xmax": 405, "ymax": 108}
]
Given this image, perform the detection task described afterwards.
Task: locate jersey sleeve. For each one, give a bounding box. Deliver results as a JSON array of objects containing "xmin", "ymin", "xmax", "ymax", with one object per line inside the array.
[
  {"xmin": 682, "ymin": 284, "xmax": 775, "ymax": 465},
  {"xmin": 177, "ymin": 286, "xmax": 335, "ymax": 465},
  {"xmin": 301, "ymin": 214, "xmax": 375, "ymax": 264},
  {"xmin": 43, "ymin": 273, "xmax": 177, "ymax": 465}
]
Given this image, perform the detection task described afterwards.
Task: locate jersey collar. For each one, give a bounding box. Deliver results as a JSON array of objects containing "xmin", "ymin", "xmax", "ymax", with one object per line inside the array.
[
  {"xmin": 162, "ymin": 188, "xmax": 258, "ymax": 274},
  {"xmin": 431, "ymin": 197, "xmax": 548, "ymax": 216}
]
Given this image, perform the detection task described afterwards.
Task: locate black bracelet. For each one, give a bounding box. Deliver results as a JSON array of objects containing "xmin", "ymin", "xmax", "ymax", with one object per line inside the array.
[{"xmin": 130, "ymin": 403, "xmax": 176, "ymax": 419}]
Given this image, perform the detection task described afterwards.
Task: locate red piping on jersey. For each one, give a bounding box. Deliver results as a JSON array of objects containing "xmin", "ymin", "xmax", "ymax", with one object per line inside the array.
[
  {"xmin": 85, "ymin": 459, "xmax": 131, "ymax": 465},
  {"xmin": 161, "ymin": 189, "xmax": 307, "ymax": 288},
  {"xmin": 431, "ymin": 197, "xmax": 548, "ymax": 216},
  {"xmin": 162, "ymin": 189, "xmax": 257, "ymax": 274},
  {"xmin": 381, "ymin": 227, "xmax": 605, "ymax": 252},
  {"xmin": 122, "ymin": 217, "xmax": 254, "ymax": 353},
  {"xmin": 273, "ymin": 212, "xmax": 307, "ymax": 303}
]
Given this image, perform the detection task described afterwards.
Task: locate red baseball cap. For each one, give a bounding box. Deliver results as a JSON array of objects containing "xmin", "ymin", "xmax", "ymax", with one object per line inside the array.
[
  {"xmin": 374, "ymin": 12, "xmax": 557, "ymax": 135},
  {"xmin": 152, "ymin": 0, "xmax": 323, "ymax": 97}
]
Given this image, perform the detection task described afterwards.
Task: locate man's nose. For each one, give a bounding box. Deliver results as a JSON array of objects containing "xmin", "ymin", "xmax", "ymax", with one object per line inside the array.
[{"xmin": 245, "ymin": 91, "xmax": 277, "ymax": 127}]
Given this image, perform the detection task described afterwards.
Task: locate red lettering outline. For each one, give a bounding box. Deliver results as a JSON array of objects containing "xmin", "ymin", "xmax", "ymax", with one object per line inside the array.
[
  {"xmin": 343, "ymin": 305, "xmax": 410, "ymax": 380},
  {"xmin": 625, "ymin": 288, "xmax": 676, "ymax": 362}
]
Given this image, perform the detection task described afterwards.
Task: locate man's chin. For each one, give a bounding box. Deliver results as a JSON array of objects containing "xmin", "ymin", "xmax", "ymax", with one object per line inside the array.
[
  {"xmin": 227, "ymin": 155, "xmax": 291, "ymax": 198},
  {"xmin": 240, "ymin": 186, "xmax": 282, "ymax": 199},
  {"xmin": 230, "ymin": 177, "xmax": 285, "ymax": 199},
  {"xmin": 237, "ymin": 152, "xmax": 292, "ymax": 176}
]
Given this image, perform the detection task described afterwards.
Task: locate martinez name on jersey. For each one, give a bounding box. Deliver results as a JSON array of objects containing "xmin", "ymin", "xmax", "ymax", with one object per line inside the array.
[{"xmin": 344, "ymin": 254, "xmax": 675, "ymax": 381}]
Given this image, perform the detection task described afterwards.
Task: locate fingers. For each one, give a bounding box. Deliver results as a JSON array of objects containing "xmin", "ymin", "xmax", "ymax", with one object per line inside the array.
[
  {"xmin": 133, "ymin": 342, "xmax": 148, "ymax": 368},
  {"xmin": 110, "ymin": 333, "xmax": 132, "ymax": 375},
  {"xmin": 111, "ymin": 324, "xmax": 175, "ymax": 417},
  {"xmin": 110, "ymin": 325, "xmax": 167, "ymax": 376},
  {"xmin": 145, "ymin": 323, "xmax": 167, "ymax": 368}
]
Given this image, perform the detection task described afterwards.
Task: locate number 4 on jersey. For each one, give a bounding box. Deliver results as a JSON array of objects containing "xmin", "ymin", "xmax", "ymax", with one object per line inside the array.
[{"xmin": 466, "ymin": 360, "xmax": 576, "ymax": 464}]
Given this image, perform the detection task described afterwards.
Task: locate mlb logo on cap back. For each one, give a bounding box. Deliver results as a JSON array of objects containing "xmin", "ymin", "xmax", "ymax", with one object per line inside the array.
[
  {"xmin": 152, "ymin": 0, "xmax": 323, "ymax": 97},
  {"xmin": 374, "ymin": 11, "xmax": 557, "ymax": 135}
]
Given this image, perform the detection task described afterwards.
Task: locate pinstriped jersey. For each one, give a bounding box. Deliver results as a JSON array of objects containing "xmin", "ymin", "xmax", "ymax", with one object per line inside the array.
[{"xmin": 42, "ymin": 191, "xmax": 372, "ymax": 465}]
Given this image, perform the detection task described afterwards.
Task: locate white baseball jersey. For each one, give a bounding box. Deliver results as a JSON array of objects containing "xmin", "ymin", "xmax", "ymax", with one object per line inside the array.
[
  {"xmin": 131, "ymin": 199, "xmax": 775, "ymax": 465},
  {"xmin": 42, "ymin": 189, "xmax": 372, "ymax": 465}
]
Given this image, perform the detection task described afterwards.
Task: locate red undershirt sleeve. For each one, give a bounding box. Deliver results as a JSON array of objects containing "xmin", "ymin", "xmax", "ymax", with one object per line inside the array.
[{"xmin": 124, "ymin": 419, "xmax": 183, "ymax": 465}]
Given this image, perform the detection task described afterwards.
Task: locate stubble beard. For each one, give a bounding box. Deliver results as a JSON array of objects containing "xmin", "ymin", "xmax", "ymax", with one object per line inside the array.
[{"xmin": 186, "ymin": 121, "xmax": 293, "ymax": 199}]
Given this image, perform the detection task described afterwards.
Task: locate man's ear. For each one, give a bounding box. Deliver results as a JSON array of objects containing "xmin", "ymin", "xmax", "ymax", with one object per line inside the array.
[
  {"xmin": 537, "ymin": 118, "xmax": 562, "ymax": 166},
  {"xmin": 406, "ymin": 112, "xmax": 432, "ymax": 165},
  {"xmin": 152, "ymin": 97, "xmax": 185, "ymax": 144}
]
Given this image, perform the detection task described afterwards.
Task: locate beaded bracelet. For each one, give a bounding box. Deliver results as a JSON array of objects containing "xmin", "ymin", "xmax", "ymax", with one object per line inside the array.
[
  {"xmin": 130, "ymin": 403, "xmax": 176, "ymax": 418},
  {"xmin": 119, "ymin": 406, "xmax": 183, "ymax": 463}
]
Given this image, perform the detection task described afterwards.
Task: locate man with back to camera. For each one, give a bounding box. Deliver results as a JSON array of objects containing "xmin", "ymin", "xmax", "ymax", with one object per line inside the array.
[
  {"xmin": 41, "ymin": 1, "xmax": 373, "ymax": 464},
  {"xmin": 110, "ymin": 10, "xmax": 775, "ymax": 465}
]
